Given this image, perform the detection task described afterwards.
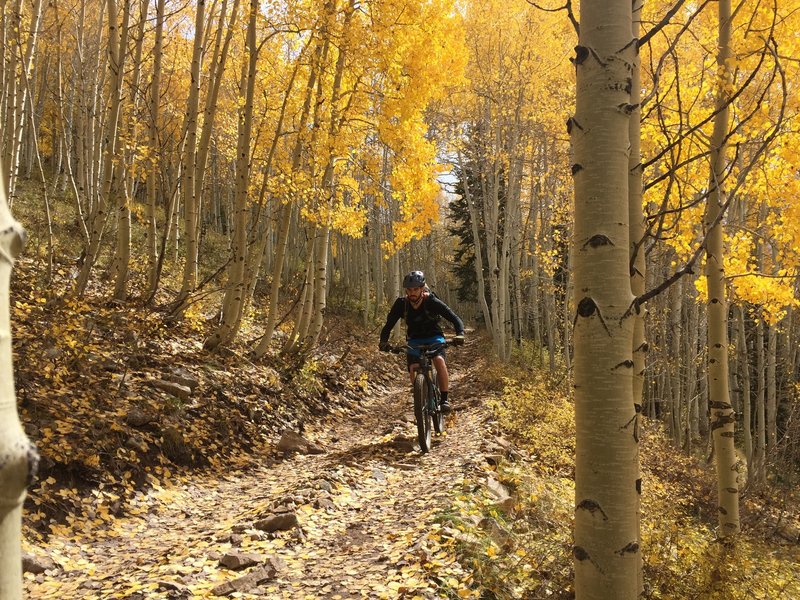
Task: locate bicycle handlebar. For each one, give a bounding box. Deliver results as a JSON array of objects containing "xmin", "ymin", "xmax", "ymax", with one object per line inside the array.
[{"xmin": 384, "ymin": 339, "xmax": 461, "ymax": 354}]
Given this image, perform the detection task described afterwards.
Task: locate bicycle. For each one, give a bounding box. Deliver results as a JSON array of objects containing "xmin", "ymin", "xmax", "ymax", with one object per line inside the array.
[{"xmin": 389, "ymin": 340, "xmax": 454, "ymax": 453}]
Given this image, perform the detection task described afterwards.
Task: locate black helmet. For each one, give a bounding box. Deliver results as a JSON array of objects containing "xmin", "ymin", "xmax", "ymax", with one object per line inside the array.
[{"xmin": 403, "ymin": 270, "xmax": 425, "ymax": 289}]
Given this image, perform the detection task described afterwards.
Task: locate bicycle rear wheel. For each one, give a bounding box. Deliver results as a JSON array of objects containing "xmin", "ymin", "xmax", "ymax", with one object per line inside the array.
[{"xmin": 413, "ymin": 373, "xmax": 432, "ymax": 452}]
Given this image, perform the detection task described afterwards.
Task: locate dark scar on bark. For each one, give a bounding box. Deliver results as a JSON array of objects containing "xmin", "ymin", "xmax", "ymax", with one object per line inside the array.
[
  {"xmin": 576, "ymin": 499, "xmax": 609, "ymax": 520},
  {"xmin": 582, "ymin": 234, "xmax": 614, "ymax": 249},
  {"xmin": 573, "ymin": 297, "xmax": 611, "ymax": 336}
]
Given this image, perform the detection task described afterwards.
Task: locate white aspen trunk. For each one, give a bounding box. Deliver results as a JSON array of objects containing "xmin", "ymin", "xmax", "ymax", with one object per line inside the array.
[
  {"xmin": 457, "ymin": 151, "xmax": 492, "ymax": 335},
  {"xmin": 0, "ymin": 164, "xmax": 37, "ymax": 600},
  {"xmin": 75, "ymin": 0, "xmax": 128, "ymax": 296},
  {"xmin": 5, "ymin": 0, "xmax": 44, "ymax": 200},
  {"xmin": 754, "ymin": 317, "xmax": 766, "ymax": 484},
  {"xmin": 628, "ymin": 5, "xmax": 646, "ymax": 492},
  {"xmin": 572, "ymin": 2, "xmax": 639, "ymax": 596},
  {"xmin": 176, "ymin": 0, "xmax": 207, "ymax": 306},
  {"xmin": 0, "ymin": 2, "xmax": 7, "ymax": 124},
  {"xmin": 305, "ymin": 0, "xmax": 355, "ymax": 351},
  {"xmin": 685, "ymin": 291, "xmax": 701, "ymax": 440},
  {"xmin": 698, "ymin": 302, "xmax": 710, "ymax": 436},
  {"xmin": 2, "ymin": 0, "xmax": 21, "ymax": 196},
  {"xmin": 766, "ymin": 323, "xmax": 777, "ymax": 452},
  {"xmin": 254, "ymin": 42, "xmax": 319, "ymax": 357},
  {"xmin": 372, "ymin": 203, "xmax": 384, "ymax": 313},
  {"xmin": 111, "ymin": 165, "xmax": 132, "ymax": 300},
  {"xmin": 485, "ymin": 159, "xmax": 504, "ymax": 355},
  {"xmin": 145, "ymin": 0, "xmax": 165, "ymax": 297},
  {"xmin": 203, "ymin": 0, "xmax": 258, "ymax": 351},
  {"xmin": 529, "ymin": 178, "xmax": 542, "ymax": 352},
  {"xmin": 2, "ymin": 0, "xmax": 24, "ymax": 197},
  {"xmin": 306, "ymin": 224, "xmax": 331, "ymax": 348},
  {"xmin": 52, "ymin": 0, "xmax": 90, "ymax": 246},
  {"xmin": 240, "ymin": 52, "xmax": 301, "ymax": 326},
  {"xmin": 112, "ymin": 0, "xmax": 147, "ymax": 301},
  {"xmin": 362, "ymin": 234, "xmax": 371, "ymax": 325},
  {"xmin": 286, "ymin": 240, "xmax": 316, "ymax": 354},
  {"xmin": 705, "ymin": 0, "xmax": 739, "ymax": 535},
  {"xmin": 737, "ymin": 306, "xmax": 753, "ymax": 477},
  {"xmin": 788, "ymin": 305, "xmax": 797, "ymax": 381},
  {"xmin": 562, "ymin": 235, "xmax": 573, "ymax": 375},
  {"xmin": 670, "ymin": 279, "xmax": 683, "ymax": 447}
]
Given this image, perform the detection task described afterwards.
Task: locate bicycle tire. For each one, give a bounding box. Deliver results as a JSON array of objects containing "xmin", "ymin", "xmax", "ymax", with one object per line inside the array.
[
  {"xmin": 430, "ymin": 379, "xmax": 444, "ymax": 435},
  {"xmin": 413, "ymin": 373, "xmax": 432, "ymax": 452}
]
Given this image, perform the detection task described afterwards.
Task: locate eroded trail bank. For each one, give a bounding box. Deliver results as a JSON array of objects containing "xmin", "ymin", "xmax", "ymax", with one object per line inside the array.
[{"xmin": 24, "ymin": 347, "xmax": 510, "ymax": 599}]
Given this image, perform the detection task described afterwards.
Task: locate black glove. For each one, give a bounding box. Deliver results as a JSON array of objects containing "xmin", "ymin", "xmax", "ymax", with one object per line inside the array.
[
  {"xmin": 452, "ymin": 334, "xmax": 465, "ymax": 346},
  {"xmin": 379, "ymin": 341, "xmax": 391, "ymax": 352}
]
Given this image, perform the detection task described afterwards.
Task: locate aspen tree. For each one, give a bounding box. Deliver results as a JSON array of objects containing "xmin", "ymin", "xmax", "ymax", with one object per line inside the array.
[
  {"xmin": 628, "ymin": 0, "xmax": 646, "ymax": 448},
  {"xmin": 112, "ymin": 0, "xmax": 149, "ymax": 300},
  {"xmin": 705, "ymin": 0, "xmax": 739, "ymax": 536},
  {"xmin": 627, "ymin": 3, "xmax": 645, "ymax": 579},
  {"xmin": 75, "ymin": 0, "xmax": 131, "ymax": 295},
  {"xmin": 204, "ymin": 0, "xmax": 259, "ymax": 350},
  {"xmin": 145, "ymin": 0, "xmax": 165, "ymax": 297},
  {"xmin": 253, "ymin": 20, "xmax": 325, "ymax": 357},
  {"xmin": 303, "ymin": 0, "xmax": 357, "ymax": 351},
  {"xmin": 2, "ymin": 0, "xmax": 44, "ymax": 200},
  {"xmin": 175, "ymin": 0, "xmax": 207, "ymax": 308},
  {"xmin": 571, "ymin": 0, "xmax": 640, "ymax": 597},
  {"xmin": 0, "ymin": 161, "xmax": 37, "ymax": 600}
]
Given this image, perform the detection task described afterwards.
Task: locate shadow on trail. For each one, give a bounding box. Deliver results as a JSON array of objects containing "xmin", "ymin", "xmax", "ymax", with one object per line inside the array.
[{"xmin": 320, "ymin": 437, "xmax": 437, "ymax": 468}]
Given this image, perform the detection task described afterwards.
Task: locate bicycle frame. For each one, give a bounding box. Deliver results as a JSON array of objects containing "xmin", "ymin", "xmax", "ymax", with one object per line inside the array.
[
  {"xmin": 411, "ymin": 345, "xmax": 442, "ymax": 413},
  {"xmin": 387, "ymin": 340, "xmax": 454, "ymax": 452},
  {"xmin": 407, "ymin": 342, "xmax": 447, "ymax": 452}
]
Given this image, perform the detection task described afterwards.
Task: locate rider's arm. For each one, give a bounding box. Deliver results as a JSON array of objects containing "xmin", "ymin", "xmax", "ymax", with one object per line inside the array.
[
  {"xmin": 379, "ymin": 298, "xmax": 405, "ymax": 344},
  {"xmin": 430, "ymin": 297, "xmax": 465, "ymax": 336}
]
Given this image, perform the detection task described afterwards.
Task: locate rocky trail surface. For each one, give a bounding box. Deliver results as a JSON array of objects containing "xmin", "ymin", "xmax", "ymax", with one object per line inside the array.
[{"xmin": 23, "ymin": 345, "xmax": 514, "ymax": 599}]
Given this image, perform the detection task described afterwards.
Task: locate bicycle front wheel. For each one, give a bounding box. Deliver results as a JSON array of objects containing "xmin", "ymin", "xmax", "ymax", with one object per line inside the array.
[
  {"xmin": 413, "ymin": 373, "xmax": 432, "ymax": 452},
  {"xmin": 430, "ymin": 380, "xmax": 444, "ymax": 435}
]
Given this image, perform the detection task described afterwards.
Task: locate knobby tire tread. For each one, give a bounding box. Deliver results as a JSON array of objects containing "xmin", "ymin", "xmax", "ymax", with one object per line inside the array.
[{"xmin": 413, "ymin": 373, "xmax": 431, "ymax": 452}]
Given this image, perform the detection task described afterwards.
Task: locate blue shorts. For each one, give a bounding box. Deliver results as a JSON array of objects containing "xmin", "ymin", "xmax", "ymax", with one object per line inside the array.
[{"xmin": 406, "ymin": 335, "xmax": 446, "ymax": 368}]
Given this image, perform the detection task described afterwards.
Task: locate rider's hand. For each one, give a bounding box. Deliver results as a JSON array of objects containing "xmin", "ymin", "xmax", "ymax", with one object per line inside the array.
[
  {"xmin": 379, "ymin": 341, "xmax": 391, "ymax": 352},
  {"xmin": 452, "ymin": 334, "xmax": 465, "ymax": 346}
]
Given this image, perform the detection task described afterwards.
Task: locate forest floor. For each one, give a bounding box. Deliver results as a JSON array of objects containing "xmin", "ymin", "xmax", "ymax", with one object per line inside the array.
[
  {"xmin": 12, "ymin": 259, "xmax": 800, "ymax": 599},
  {"xmin": 16, "ymin": 282, "xmax": 514, "ymax": 599}
]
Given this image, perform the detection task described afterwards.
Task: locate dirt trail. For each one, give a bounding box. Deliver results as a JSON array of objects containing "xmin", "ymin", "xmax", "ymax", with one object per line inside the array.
[{"xmin": 24, "ymin": 348, "xmax": 498, "ymax": 599}]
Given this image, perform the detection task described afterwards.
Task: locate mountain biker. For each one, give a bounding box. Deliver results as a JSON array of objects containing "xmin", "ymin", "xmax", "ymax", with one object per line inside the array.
[{"xmin": 378, "ymin": 270, "xmax": 465, "ymax": 413}]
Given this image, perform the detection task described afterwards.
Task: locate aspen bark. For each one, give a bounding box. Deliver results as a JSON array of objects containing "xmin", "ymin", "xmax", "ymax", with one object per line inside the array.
[
  {"xmin": 737, "ymin": 306, "xmax": 753, "ymax": 477},
  {"xmin": 305, "ymin": 0, "xmax": 356, "ymax": 351},
  {"xmin": 705, "ymin": 0, "xmax": 739, "ymax": 535},
  {"xmin": 0, "ymin": 164, "xmax": 37, "ymax": 600},
  {"xmin": 457, "ymin": 151, "xmax": 492, "ymax": 337},
  {"xmin": 175, "ymin": 0, "xmax": 207, "ymax": 306},
  {"xmin": 670, "ymin": 279, "xmax": 683, "ymax": 447},
  {"xmin": 685, "ymin": 292, "xmax": 701, "ymax": 440},
  {"xmin": 145, "ymin": 0, "xmax": 165, "ymax": 297},
  {"xmin": 286, "ymin": 240, "xmax": 316, "ymax": 354},
  {"xmin": 254, "ymin": 37, "xmax": 320, "ymax": 357},
  {"xmin": 204, "ymin": 0, "xmax": 258, "ymax": 351},
  {"xmin": 754, "ymin": 318, "xmax": 766, "ymax": 483},
  {"xmin": 3, "ymin": 0, "xmax": 44, "ymax": 200},
  {"xmin": 766, "ymin": 323, "xmax": 777, "ymax": 452},
  {"xmin": 75, "ymin": 0, "xmax": 129, "ymax": 296},
  {"xmin": 628, "ymin": 0, "xmax": 646, "ymax": 458},
  {"xmin": 572, "ymin": 1, "xmax": 640, "ymax": 596}
]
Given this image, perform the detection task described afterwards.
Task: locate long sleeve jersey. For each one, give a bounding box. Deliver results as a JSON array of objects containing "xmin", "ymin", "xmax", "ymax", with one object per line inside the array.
[{"xmin": 379, "ymin": 295, "xmax": 465, "ymax": 343}]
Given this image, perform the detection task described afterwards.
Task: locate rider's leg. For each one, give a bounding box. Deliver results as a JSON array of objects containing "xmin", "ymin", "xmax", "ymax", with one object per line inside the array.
[{"xmin": 433, "ymin": 355, "xmax": 452, "ymax": 413}]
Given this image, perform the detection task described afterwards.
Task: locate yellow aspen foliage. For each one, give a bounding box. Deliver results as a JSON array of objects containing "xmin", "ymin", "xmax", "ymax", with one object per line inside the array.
[{"xmin": 640, "ymin": 0, "xmax": 800, "ymax": 324}]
